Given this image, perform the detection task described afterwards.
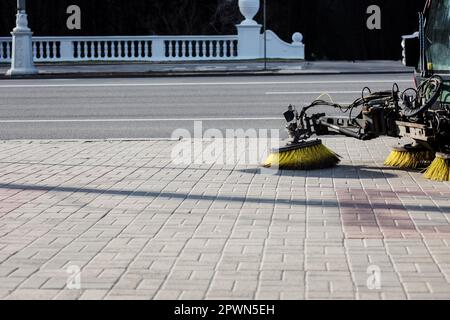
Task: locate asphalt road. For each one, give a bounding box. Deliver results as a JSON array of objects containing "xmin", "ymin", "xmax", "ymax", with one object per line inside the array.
[{"xmin": 0, "ymin": 73, "xmax": 414, "ymax": 140}]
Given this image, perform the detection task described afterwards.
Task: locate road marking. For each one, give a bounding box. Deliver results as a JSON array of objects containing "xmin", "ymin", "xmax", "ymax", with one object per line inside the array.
[
  {"xmin": 0, "ymin": 79, "xmax": 413, "ymax": 89},
  {"xmin": 266, "ymin": 90, "xmax": 362, "ymax": 95},
  {"xmin": 0, "ymin": 117, "xmax": 283, "ymax": 123}
]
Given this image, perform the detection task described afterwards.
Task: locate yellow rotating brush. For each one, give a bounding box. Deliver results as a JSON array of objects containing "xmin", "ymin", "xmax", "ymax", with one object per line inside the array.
[
  {"xmin": 263, "ymin": 139, "xmax": 341, "ymax": 170},
  {"xmin": 424, "ymin": 153, "xmax": 450, "ymax": 181},
  {"xmin": 384, "ymin": 145, "xmax": 435, "ymax": 169}
]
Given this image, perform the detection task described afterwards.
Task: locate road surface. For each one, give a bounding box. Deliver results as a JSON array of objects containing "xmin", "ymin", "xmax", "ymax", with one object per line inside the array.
[{"xmin": 0, "ymin": 73, "xmax": 414, "ymax": 139}]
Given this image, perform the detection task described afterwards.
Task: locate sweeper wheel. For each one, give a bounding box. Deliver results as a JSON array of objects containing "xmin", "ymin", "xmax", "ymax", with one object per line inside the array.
[
  {"xmin": 384, "ymin": 144, "xmax": 435, "ymax": 169},
  {"xmin": 424, "ymin": 153, "xmax": 450, "ymax": 181},
  {"xmin": 263, "ymin": 139, "xmax": 341, "ymax": 170}
]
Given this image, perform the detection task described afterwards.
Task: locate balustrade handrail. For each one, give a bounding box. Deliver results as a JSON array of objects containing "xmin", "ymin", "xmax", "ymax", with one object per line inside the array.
[{"xmin": 0, "ymin": 35, "xmax": 238, "ymax": 41}]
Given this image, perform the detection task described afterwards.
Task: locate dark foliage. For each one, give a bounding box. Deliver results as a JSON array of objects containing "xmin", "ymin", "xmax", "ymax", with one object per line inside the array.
[{"xmin": 0, "ymin": 0, "xmax": 426, "ymax": 60}]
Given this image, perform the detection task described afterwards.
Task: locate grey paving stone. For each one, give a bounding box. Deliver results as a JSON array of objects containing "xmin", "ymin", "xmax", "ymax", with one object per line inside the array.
[{"xmin": 0, "ymin": 138, "xmax": 449, "ymax": 300}]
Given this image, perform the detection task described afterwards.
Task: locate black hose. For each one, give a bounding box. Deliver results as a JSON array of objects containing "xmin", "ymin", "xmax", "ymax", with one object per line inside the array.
[{"xmin": 401, "ymin": 76, "xmax": 443, "ymax": 118}]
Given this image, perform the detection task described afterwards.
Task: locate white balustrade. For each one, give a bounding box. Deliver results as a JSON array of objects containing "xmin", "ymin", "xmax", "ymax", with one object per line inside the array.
[
  {"xmin": 0, "ymin": 35, "xmax": 240, "ymax": 63},
  {"xmin": 162, "ymin": 37, "xmax": 238, "ymax": 60}
]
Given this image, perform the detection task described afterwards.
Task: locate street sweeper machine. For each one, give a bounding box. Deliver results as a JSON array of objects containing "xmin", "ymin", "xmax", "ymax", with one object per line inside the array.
[{"xmin": 264, "ymin": 0, "xmax": 450, "ymax": 182}]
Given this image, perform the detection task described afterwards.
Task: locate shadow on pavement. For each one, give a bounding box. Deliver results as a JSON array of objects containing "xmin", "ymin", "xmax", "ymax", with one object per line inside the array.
[
  {"xmin": 239, "ymin": 165, "xmax": 398, "ymax": 179},
  {"xmin": 0, "ymin": 182, "xmax": 448, "ymax": 213}
]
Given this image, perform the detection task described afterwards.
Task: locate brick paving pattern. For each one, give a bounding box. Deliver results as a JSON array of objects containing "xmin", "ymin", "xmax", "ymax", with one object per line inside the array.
[{"xmin": 0, "ymin": 137, "xmax": 449, "ymax": 300}]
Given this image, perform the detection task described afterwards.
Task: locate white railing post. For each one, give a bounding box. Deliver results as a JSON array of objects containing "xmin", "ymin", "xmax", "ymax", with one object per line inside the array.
[
  {"xmin": 124, "ymin": 41, "xmax": 129, "ymax": 60},
  {"xmin": 60, "ymin": 40, "xmax": 73, "ymax": 61},
  {"xmin": 7, "ymin": 9, "xmax": 38, "ymax": 76},
  {"xmin": 194, "ymin": 41, "xmax": 200, "ymax": 58},
  {"xmin": 143, "ymin": 41, "xmax": 150, "ymax": 59},
  {"xmin": 152, "ymin": 38, "xmax": 165, "ymax": 61},
  {"xmin": 237, "ymin": 0, "xmax": 262, "ymax": 59},
  {"xmin": 137, "ymin": 41, "xmax": 143, "ymax": 60},
  {"xmin": 181, "ymin": 41, "xmax": 186, "ymax": 58}
]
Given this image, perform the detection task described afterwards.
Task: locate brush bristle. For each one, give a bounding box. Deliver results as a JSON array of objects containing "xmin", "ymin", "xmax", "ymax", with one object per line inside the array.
[
  {"xmin": 384, "ymin": 150, "xmax": 435, "ymax": 169},
  {"xmin": 424, "ymin": 154, "xmax": 450, "ymax": 181},
  {"xmin": 263, "ymin": 142, "xmax": 340, "ymax": 170}
]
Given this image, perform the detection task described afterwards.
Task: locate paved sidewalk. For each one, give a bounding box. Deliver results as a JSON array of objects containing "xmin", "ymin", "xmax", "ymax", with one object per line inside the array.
[
  {"xmin": 0, "ymin": 137, "xmax": 449, "ymax": 300},
  {"xmin": 0, "ymin": 60, "xmax": 413, "ymax": 79}
]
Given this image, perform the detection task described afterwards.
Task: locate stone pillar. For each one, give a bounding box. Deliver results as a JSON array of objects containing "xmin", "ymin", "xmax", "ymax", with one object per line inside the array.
[
  {"xmin": 237, "ymin": 0, "xmax": 262, "ymax": 59},
  {"xmin": 7, "ymin": 10, "xmax": 38, "ymax": 76}
]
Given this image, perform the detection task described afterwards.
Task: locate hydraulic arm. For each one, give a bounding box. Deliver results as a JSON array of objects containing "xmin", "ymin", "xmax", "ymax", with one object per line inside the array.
[{"xmin": 282, "ymin": 75, "xmax": 449, "ymax": 154}]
